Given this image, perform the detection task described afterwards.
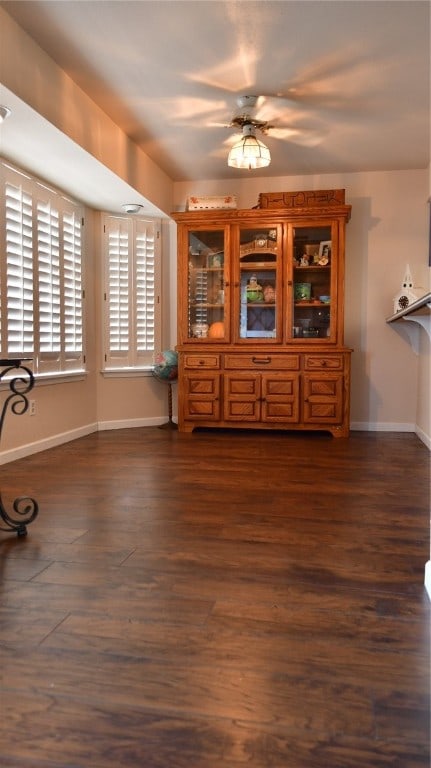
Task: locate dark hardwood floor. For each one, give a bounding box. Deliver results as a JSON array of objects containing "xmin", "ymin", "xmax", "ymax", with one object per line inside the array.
[{"xmin": 0, "ymin": 427, "xmax": 429, "ymax": 768}]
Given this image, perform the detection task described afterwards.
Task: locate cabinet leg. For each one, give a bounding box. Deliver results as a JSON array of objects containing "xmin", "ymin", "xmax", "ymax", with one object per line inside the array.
[{"xmin": 329, "ymin": 426, "xmax": 350, "ymax": 438}]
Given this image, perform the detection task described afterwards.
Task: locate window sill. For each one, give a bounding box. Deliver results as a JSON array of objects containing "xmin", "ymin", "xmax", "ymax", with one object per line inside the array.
[
  {"xmin": 0, "ymin": 369, "xmax": 87, "ymax": 390},
  {"xmin": 101, "ymin": 367, "xmax": 154, "ymax": 378},
  {"xmin": 34, "ymin": 370, "xmax": 87, "ymax": 386}
]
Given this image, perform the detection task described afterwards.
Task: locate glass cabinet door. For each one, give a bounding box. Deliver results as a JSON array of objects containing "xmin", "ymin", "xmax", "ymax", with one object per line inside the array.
[
  {"xmin": 187, "ymin": 228, "xmax": 227, "ymax": 341},
  {"xmin": 291, "ymin": 224, "xmax": 334, "ymax": 340},
  {"xmin": 237, "ymin": 226, "xmax": 281, "ymax": 341}
]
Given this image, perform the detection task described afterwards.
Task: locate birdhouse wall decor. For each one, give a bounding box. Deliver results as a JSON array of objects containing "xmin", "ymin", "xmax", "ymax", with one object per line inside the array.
[{"xmin": 393, "ymin": 265, "xmax": 424, "ymax": 314}]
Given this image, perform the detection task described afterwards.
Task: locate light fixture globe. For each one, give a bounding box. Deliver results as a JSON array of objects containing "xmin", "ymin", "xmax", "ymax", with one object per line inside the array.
[{"xmin": 228, "ymin": 123, "xmax": 271, "ymax": 170}]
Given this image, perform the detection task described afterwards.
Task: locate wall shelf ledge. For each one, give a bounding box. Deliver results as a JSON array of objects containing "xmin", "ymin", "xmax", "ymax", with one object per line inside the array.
[{"xmin": 386, "ymin": 292, "xmax": 431, "ymax": 353}]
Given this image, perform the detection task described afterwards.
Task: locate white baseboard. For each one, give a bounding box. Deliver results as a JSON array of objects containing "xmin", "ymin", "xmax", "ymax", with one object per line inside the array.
[
  {"xmin": 415, "ymin": 424, "xmax": 431, "ymax": 450},
  {"xmin": 351, "ymin": 421, "xmax": 430, "ymax": 449},
  {"xmin": 350, "ymin": 421, "xmax": 416, "ymax": 432},
  {"xmin": 425, "ymin": 561, "xmax": 431, "ymax": 601},
  {"xmin": 0, "ymin": 418, "xmax": 426, "ymax": 466},
  {"xmin": 0, "ymin": 417, "xmax": 175, "ymax": 465},
  {"xmin": 0, "ymin": 423, "xmax": 98, "ymax": 466},
  {"xmin": 98, "ymin": 416, "xmax": 172, "ymax": 431}
]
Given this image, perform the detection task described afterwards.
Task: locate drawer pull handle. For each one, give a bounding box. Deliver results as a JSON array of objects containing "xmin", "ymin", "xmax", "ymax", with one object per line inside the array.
[
  {"xmin": 252, "ymin": 356, "xmax": 271, "ymax": 365},
  {"xmin": 198, "ymin": 360, "xmax": 205, "ymax": 366}
]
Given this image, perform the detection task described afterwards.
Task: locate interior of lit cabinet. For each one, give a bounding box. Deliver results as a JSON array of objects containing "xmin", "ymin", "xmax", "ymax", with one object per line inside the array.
[
  {"xmin": 289, "ymin": 222, "xmax": 336, "ymax": 341},
  {"xmin": 235, "ymin": 224, "xmax": 282, "ymax": 342},
  {"xmin": 185, "ymin": 227, "xmax": 228, "ymax": 341}
]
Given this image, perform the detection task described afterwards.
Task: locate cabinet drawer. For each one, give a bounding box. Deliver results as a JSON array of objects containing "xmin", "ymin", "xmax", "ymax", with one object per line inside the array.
[
  {"xmin": 304, "ymin": 354, "xmax": 344, "ymax": 371},
  {"xmin": 183, "ymin": 354, "xmax": 220, "ymax": 369},
  {"xmin": 224, "ymin": 354, "xmax": 300, "ymax": 371}
]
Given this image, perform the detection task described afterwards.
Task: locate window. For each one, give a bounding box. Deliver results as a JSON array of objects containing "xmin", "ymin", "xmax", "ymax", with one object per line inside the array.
[
  {"xmin": 0, "ymin": 161, "xmax": 84, "ymax": 375},
  {"xmin": 102, "ymin": 214, "xmax": 161, "ymax": 370}
]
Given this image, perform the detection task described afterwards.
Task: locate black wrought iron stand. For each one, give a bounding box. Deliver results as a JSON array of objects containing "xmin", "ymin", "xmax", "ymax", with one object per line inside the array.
[
  {"xmin": 151, "ymin": 372, "xmax": 178, "ymax": 430},
  {"xmin": 158, "ymin": 380, "xmax": 178, "ymax": 430},
  {"xmin": 0, "ymin": 358, "xmax": 39, "ymax": 536}
]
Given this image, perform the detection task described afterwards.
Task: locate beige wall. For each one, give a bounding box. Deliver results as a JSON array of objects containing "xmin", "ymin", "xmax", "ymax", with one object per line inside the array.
[
  {"xmin": 1, "ymin": 207, "xmax": 174, "ymax": 459},
  {"xmin": 1, "ymin": 209, "xmax": 99, "ymax": 456},
  {"xmin": 0, "ymin": 8, "xmax": 176, "ymax": 460},
  {"xmin": 93, "ymin": 214, "xmax": 177, "ymax": 426},
  {"xmin": 0, "ymin": 7, "xmax": 173, "ymax": 216},
  {"xmin": 416, "ymin": 332, "xmax": 430, "ymax": 441},
  {"xmin": 3, "ymin": 169, "xmax": 428, "ymax": 459},
  {"xmin": 174, "ymin": 170, "xmax": 430, "ymax": 439},
  {"xmin": 0, "ymin": 6, "xmax": 429, "ymax": 459}
]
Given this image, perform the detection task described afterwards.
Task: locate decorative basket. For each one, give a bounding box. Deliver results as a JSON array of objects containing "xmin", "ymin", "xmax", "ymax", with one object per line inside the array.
[
  {"xmin": 263, "ymin": 284, "xmax": 276, "ymax": 303},
  {"xmin": 187, "ymin": 195, "xmax": 237, "ymax": 211}
]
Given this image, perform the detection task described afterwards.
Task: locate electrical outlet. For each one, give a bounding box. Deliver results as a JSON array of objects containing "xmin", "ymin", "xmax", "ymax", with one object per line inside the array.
[{"xmin": 29, "ymin": 400, "xmax": 36, "ymax": 416}]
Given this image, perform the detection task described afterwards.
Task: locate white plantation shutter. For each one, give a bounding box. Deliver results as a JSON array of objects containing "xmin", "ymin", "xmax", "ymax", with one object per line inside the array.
[
  {"xmin": 37, "ymin": 193, "xmax": 61, "ymax": 358},
  {"xmin": 63, "ymin": 206, "xmax": 83, "ymax": 365},
  {"xmin": 103, "ymin": 215, "xmax": 161, "ymax": 369},
  {"xmin": 4, "ymin": 170, "xmax": 34, "ymax": 354},
  {"xmin": 105, "ymin": 217, "xmax": 131, "ymax": 366},
  {"xmin": 0, "ymin": 161, "xmax": 85, "ymax": 374},
  {"xmin": 135, "ymin": 219, "xmax": 156, "ymax": 360}
]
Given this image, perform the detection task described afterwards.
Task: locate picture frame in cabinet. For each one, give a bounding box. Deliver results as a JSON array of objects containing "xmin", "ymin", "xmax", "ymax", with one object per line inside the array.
[
  {"xmin": 304, "ymin": 243, "xmax": 320, "ymax": 265},
  {"xmin": 318, "ymin": 240, "xmax": 332, "ymax": 264}
]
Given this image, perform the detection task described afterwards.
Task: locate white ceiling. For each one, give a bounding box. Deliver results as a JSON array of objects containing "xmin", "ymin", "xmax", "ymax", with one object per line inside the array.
[{"xmin": 0, "ymin": 0, "xmax": 430, "ymax": 208}]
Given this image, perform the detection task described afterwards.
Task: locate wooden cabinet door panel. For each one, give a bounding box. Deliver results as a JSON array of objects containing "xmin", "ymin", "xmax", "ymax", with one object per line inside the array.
[
  {"xmin": 224, "ymin": 373, "xmax": 260, "ymax": 421},
  {"xmin": 182, "ymin": 373, "xmax": 221, "ymax": 421},
  {"xmin": 303, "ymin": 374, "xmax": 343, "ymax": 423},
  {"xmin": 262, "ymin": 374, "xmax": 300, "ymax": 422}
]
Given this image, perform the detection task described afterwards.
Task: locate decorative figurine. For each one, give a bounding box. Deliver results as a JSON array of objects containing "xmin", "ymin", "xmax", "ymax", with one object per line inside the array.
[
  {"xmin": 393, "ymin": 264, "xmax": 425, "ymax": 314},
  {"xmin": 246, "ymin": 275, "xmax": 263, "ymax": 302}
]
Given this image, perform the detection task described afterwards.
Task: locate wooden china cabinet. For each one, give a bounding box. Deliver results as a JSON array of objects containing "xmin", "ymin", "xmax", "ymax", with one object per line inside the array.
[{"xmin": 172, "ymin": 190, "xmax": 352, "ymax": 437}]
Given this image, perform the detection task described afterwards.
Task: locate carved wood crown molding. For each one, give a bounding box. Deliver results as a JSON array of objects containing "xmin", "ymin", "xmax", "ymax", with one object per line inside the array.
[
  {"xmin": 172, "ymin": 205, "xmax": 351, "ymax": 224},
  {"xmin": 172, "ymin": 189, "xmax": 351, "ymax": 223},
  {"xmin": 258, "ymin": 189, "xmax": 346, "ymax": 209}
]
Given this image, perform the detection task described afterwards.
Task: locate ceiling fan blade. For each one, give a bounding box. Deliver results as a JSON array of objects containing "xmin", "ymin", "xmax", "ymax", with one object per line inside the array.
[
  {"xmin": 267, "ymin": 126, "xmax": 325, "ymax": 147},
  {"xmin": 206, "ymin": 120, "xmax": 234, "ymax": 129},
  {"xmin": 140, "ymin": 96, "xmax": 231, "ymax": 128},
  {"xmin": 186, "ymin": 50, "xmax": 258, "ymax": 95},
  {"xmin": 252, "ymin": 94, "xmax": 296, "ymax": 120}
]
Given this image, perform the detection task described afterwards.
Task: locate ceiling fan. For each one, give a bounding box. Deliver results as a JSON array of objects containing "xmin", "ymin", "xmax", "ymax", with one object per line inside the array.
[
  {"xmin": 223, "ymin": 95, "xmax": 324, "ymax": 169},
  {"xmin": 226, "ymin": 95, "xmax": 323, "ymax": 141}
]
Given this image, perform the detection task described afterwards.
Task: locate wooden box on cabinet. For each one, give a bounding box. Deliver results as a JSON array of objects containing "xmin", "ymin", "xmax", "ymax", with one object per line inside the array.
[{"xmin": 172, "ymin": 191, "xmax": 352, "ymax": 437}]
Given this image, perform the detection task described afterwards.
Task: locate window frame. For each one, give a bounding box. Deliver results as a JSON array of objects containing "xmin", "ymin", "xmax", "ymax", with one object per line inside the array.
[
  {"xmin": 0, "ymin": 160, "xmax": 85, "ymax": 378},
  {"xmin": 102, "ymin": 213, "xmax": 162, "ymax": 373}
]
